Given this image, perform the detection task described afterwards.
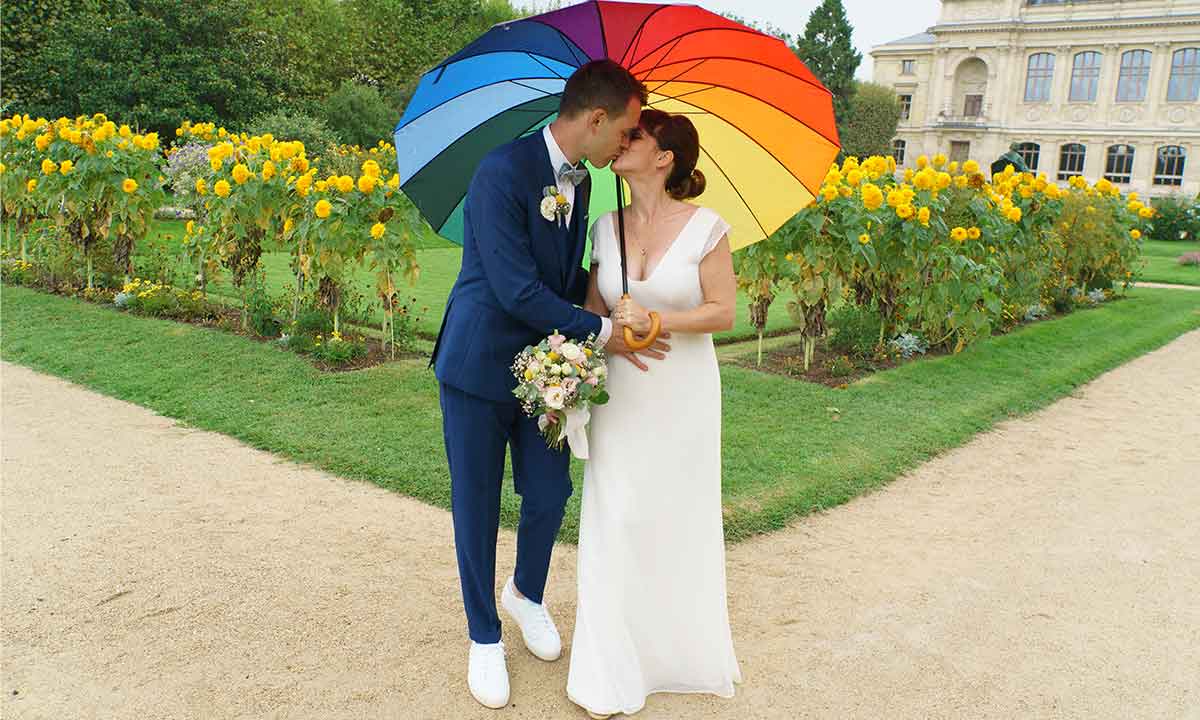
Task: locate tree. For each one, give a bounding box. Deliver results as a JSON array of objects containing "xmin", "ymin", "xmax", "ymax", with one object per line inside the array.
[
  {"xmin": 793, "ymin": 0, "xmax": 861, "ymax": 127},
  {"xmin": 32, "ymin": 0, "xmax": 284, "ymax": 137},
  {"xmin": 838, "ymin": 82, "xmax": 901, "ymax": 160}
]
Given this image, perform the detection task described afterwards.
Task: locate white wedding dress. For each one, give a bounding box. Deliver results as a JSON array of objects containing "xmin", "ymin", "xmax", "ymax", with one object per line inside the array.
[{"xmin": 567, "ymin": 205, "xmax": 742, "ymax": 716}]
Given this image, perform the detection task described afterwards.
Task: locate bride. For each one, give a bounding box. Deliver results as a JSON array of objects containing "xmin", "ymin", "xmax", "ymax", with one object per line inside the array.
[{"xmin": 567, "ymin": 108, "xmax": 742, "ymax": 717}]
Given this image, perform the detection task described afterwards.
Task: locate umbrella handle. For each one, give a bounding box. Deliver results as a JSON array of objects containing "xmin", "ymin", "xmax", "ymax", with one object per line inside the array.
[{"xmin": 620, "ymin": 294, "xmax": 661, "ymax": 351}]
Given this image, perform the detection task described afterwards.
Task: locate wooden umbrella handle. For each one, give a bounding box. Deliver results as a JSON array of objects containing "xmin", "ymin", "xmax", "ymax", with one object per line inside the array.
[{"xmin": 620, "ymin": 294, "xmax": 661, "ymax": 351}]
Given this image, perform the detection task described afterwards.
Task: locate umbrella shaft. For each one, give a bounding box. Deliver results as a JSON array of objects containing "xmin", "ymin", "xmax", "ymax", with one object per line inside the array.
[{"xmin": 616, "ymin": 173, "xmax": 629, "ymax": 296}]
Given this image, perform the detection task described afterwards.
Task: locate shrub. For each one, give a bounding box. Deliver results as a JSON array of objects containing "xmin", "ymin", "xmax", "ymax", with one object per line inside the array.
[
  {"xmin": 1148, "ymin": 195, "xmax": 1199, "ymax": 242},
  {"xmin": 826, "ymin": 303, "xmax": 884, "ymax": 358},
  {"xmin": 319, "ymin": 80, "xmax": 396, "ymax": 150}
]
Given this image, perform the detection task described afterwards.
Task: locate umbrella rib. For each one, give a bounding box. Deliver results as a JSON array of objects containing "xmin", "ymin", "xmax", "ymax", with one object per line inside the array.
[
  {"xmin": 397, "ymin": 74, "xmax": 568, "ymax": 131},
  {"xmin": 639, "ymin": 42, "xmax": 696, "ymax": 94},
  {"xmin": 645, "ymin": 69, "xmax": 839, "ymax": 147},
  {"xmin": 631, "ymin": 28, "xmax": 829, "ymax": 93},
  {"xmin": 523, "ymin": 19, "xmax": 592, "ymax": 65},
  {"xmin": 651, "ymin": 88, "xmax": 832, "ymax": 195},
  {"xmin": 644, "ymin": 54, "xmax": 834, "ymax": 102},
  {"xmin": 524, "ymin": 51, "xmax": 568, "ymax": 79},
  {"xmin": 619, "ymin": 5, "xmax": 671, "ymax": 67},
  {"xmin": 698, "ymin": 143, "xmax": 769, "ymax": 240},
  {"xmin": 593, "ymin": 1, "xmax": 610, "ymax": 58}
]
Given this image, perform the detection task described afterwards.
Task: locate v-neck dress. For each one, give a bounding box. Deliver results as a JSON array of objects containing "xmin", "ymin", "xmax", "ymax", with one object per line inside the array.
[{"xmin": 566, "ymin": 205, "xmax": 742, "ymax": 716}]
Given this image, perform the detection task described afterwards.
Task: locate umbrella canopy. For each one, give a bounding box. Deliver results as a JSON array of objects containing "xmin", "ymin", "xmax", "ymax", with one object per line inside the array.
[{"xmin": 394, "ymin": 0, "xmax": 840, "ymax": 250}]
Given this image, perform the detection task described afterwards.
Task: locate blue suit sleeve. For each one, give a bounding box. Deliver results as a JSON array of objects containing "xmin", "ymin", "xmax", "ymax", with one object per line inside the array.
[{"xmin": 468, "ymin": 159, "xmax": 602, "ymax": 340}]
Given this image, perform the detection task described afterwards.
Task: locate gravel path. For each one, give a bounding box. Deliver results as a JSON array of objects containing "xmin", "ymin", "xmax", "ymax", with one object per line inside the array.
[{"xmin": 3, "ymin": 331, "xmax": 1198, "ymax": 719}]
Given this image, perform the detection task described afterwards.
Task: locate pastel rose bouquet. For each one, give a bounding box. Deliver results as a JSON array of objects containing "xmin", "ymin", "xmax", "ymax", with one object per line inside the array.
[{"xmin": 511, "ymin": 331, "xmax": 609, "ymax": 458}]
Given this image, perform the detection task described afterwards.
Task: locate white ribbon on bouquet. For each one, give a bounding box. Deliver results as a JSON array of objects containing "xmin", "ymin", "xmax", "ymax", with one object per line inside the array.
[{"xmin": 538, "ymin": 407, "xmax": 591, "ymax": 460}]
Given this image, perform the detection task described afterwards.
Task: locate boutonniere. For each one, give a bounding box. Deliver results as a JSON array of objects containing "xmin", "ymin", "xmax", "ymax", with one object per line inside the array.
[{"xmin": 540, "ymin": 186, "xmax": 571, "ymax": 228}]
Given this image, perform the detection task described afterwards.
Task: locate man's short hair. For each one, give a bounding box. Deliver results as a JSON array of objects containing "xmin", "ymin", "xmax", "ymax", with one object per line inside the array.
[{"xmin": 559, "ymin": 60, "xmax": 648, "ymax": 120}]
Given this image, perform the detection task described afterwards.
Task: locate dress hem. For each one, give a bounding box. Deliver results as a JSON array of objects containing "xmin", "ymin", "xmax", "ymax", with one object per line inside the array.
[{"xmin": 567, "ymin": 681, "xmax": 739, "ymax": 717}]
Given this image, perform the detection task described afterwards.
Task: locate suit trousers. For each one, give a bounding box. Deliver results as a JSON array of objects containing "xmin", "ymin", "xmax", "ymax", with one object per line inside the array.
[{"xmin": 439, "ymin": 382, "xmax": 573, "ymax": 644}]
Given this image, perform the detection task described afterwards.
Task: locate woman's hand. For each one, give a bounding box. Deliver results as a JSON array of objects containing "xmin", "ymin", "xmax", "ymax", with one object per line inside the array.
[{"xmin": 614, "ymin": 295, "xmax": 653, "ymax": 335}]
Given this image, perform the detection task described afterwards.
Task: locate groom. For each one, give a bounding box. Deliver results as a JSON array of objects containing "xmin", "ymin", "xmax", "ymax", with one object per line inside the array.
[{"xmin": 431, "ymin": 60, "xmax": 665, "ymax": 709}]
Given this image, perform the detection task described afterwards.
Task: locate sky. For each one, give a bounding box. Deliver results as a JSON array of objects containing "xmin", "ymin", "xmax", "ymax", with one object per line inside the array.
[{"xmin": 516, "ymin": 0, "xmax": 944, "ymax": 80}]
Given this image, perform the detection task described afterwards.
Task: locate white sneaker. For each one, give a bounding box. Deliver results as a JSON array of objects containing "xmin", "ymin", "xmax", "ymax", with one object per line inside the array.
[
  {"xmin": 468, "ymin": 641, "xmax": 510, "ymax": 709},
  {"xmin": 501, "ymin": 577, "xmax": 562, "ymax": 661}
]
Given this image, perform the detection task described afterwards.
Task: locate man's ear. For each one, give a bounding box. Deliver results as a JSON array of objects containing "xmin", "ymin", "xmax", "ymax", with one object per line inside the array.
[{"xmin": 588, "ymin": 108, "xmax": 607, "ymax": 129}]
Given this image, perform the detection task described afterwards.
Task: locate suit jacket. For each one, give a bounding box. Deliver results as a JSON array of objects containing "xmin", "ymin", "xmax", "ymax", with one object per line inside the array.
[{"xmin": 432, "ymin": 132, "xmax": 601, "ymax": 404}]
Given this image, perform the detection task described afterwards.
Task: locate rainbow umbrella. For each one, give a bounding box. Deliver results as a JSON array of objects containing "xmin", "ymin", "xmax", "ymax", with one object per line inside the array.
[{"xmin": 393, "ymin": 0, "xmax": 840, "ymax": 250}]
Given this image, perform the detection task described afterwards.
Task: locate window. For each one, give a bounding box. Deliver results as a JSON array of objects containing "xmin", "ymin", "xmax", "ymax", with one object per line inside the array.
[
  {"xmin": 1015, "ymin": 142, "xmax": 1041, "ymax": 171},
  {"xmin": 1070, "ymin": 51, "xmax": 1102, "ymax": 102},
  {"xmin": 1104, "ymin": 144, "xmax": 1135, "ymax": 184},
  {"xmin": 1154, "ymin": 146, "xmax": 1187, "ymax": 186},
  {"xmin": 1025, "ymin": 53, "xmax": 1056, "ymax": 102},
  {"xmin": 1116, "ymin": 50, "xmax": 1152, "ymax": 102},
  {"xmin": 1168, "ymin": 48, "xmax": 1200, "ymax": 101},
  {"xmin": 902, "ymin": 59, "xmax": 915, "ymax": 75},
  {"xmin": 964, "ymin": 94, "xmax": 983, "ymax": 117},
  {"xmin": 950, "ymin": 141, "xmax": 970, "ymax": 163},
  {"xmin": 898, "ymin": 94, "xmax": 912, "ymax": 121},
  {"xmin": 893, "ymin": 139, "xmax": 907, "ymax": 165},
  {"xmin": 1058, "ymin": 143, "xmax": 1086, "ymax": 180}
]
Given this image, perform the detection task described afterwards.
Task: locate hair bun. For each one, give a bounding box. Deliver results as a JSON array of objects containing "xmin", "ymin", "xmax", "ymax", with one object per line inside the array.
[{"xmin": 686, "ymin": 168, "xmax": 706, "ymax": 199}]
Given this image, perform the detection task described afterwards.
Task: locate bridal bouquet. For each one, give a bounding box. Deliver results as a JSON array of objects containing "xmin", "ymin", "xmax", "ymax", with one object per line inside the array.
[{"xmin": 511, "ymin": 332, "xmax": 609, "ymax": 459}]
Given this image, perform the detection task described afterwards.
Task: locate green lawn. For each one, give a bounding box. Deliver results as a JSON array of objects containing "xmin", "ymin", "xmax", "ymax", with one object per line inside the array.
[
  {"xmin": 1140, "ymin": 239, "xmax": 1200, "ymax": 286},
  {"xmin": 4, "ymin": 284, "xmax": 1197, "ymax": 542},
  {"xmin": 5, "ymin": 218, "xmax": 799, "ymax": 341}
]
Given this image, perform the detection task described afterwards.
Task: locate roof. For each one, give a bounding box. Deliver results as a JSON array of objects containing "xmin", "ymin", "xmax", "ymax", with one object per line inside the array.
[{"xmin": 879, "ymin": 31, "xmax": 935, "ymax": 46}]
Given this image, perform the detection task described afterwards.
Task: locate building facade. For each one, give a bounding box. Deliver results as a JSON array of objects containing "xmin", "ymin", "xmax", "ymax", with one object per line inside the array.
[{"xmin": 871, "ymin": 0, "xmax": 1200, "ymax": 197}]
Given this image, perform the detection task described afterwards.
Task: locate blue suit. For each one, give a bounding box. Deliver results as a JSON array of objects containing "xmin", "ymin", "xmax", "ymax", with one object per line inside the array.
[{"xmin": 433, "ymin": 131, "xmax": 601, "ymax": 644}]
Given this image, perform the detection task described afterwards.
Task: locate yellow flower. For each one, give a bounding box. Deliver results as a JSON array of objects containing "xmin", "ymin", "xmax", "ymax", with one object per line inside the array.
[
  {"xmin": 1138, "ymin": 206, "xmax": 1154, "ymax": 219},
  {"xmin": 261, "ymin": 160, "xmax": 276, "ymax": 181},
  {"xmin": 122, "ymin": 178, "xmax": 138, "ymax": 193},
  {"xmin": 296, "ymin": 174, "xmax": 314, "ymax": 197},
  {"xmin": 967, "ymin": 226, "xmax": 981, "ymax": 240},
  {"xmin": 846, "ymin": 169, "xmax": 862, "ymax": 187},
  {"xmin": 358, "ymin": 175, "xmax": 377, "ymax": 193},
  {"xmin": 214, "ymin": 179, "xmax": 231, "ymax": 197},
  {"xmin": 858, "ymin": 233, "xmax": 870, "ymax": 245},
  {"xmin": 195, "ymin": 178, "xmax": 207, "ymax": 195},
  {"xmin": 26, "ymin": 179, "xmax": 37, "ymax": 193},
  {"xmin": 824, "ymin": 168, "xmax": 843, "ymax": 186},
  {"xmin": 283, "ymin": 218, "xmax": 295, "ymax": 234},
  {"xmin": 948, "ymin": 161, "xmax": 959, "ymax": 174},
  {"xmin": 821, "ymin": 185, "xmax": 839, "ymax": 202},
  {"xmin": 0, "ymin": 162, "xmax": 5, "ymax": 174},
  {"xmin": 915, "ymin": 154, "xmax": 929, "ymax": 169},
  {"xmin": 932, "ymin": 153, "xmax": 947, "ymax": 168},
  {"xmin": 1006, "ymin": 207, "xmax": 1022, "ymax": 222},
  {"xmin": 336, "ymin": 175, "xmax": 355, "ymax": 193},
  {"xmin": 388, "ymin": 174, "xmax": 400, "ymax": 190},
  {"xmin": 935, "ymin": 171, "xmax": 952, "ymax": 190},
  {"xmin": 861, "ymin": 182, "xmax": 884, "ymax": 211},
  {"xmin": 315, "ymin": 199, "xmax": 333, "ymax": 218},
  {"xmin": 950, "ymin": 226, "xmax": 968, "ymax": 242},
  {"xmin": 896, "ymin": 203, "xmax": 915, "ymax": 220},
  {"xmin": 315, "ymin": 180, "xmax": 328, "ymax": 193},
  {"xmin": 361, "ymin": 159, "xmax": 381, "ymax": 179},
  {"xmin": 903, "ymin": 167, "xmax": 914, "ymax": 183},
  {"xmin": 57, "ymin": 159, "xmax": 73, "ymax": 175},
  {"xmin": 370, "ymin": 222, "xmax": 386, "ymax": 239},
  {"xmin": 35, "ymin": 134, "xmax": 51, "ymax": 152},
  {"xmin": 917, "ymin": 206, "xmax": 931, "ymax": 226},
  {"xmin": 231, "ymin": 163, "xmax": 252, "ymax": 184},
  {"xmin": 963, "ymin": 159, "xmax": 980, "ymax": 175},
  {"xmin": 41, "ymin": 158, "xmax": 58, "ymax": 175},
  {"xmin": 1130, "ymin": 228, "xmax": 1141, "ymax": 240},
  {"xmin": 839, "ymin": 185, "xmax": 853, "ymax": 198},
  {"xmin": 186, "ymin": 220, "xmax": 195, "ymax": 234}
]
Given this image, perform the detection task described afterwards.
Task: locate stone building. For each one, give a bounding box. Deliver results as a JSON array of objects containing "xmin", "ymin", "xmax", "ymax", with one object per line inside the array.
[{"xmin": 870, "ymin": 0, "xmax": 1200, "ymax": 196}]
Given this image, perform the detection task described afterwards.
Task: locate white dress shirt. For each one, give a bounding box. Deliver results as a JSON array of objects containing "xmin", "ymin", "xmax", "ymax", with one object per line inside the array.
[{"xmin": 543, "ymin": 125, "xmax": 612, "ymax": 345}]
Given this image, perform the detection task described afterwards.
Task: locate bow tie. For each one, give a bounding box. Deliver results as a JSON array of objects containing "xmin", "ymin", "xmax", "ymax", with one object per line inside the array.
[{"xmin": 557, "ymin": 162, "xmax": 588, "ymax": 187}]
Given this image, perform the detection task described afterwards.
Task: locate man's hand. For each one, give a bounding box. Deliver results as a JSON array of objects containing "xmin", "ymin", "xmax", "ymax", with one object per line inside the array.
[{"xmin": 605, "ymin": 320, "xmax": 671, "ymax": 371}]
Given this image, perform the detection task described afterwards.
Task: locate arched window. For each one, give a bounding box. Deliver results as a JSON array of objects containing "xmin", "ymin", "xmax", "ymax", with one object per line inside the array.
[
  {"xmin": 1070, "ymin": 51, "xmax": 1102, "ymax": 102},
  {"xmin": 1024, "ymin": 53, "xmax": 1056, "ymax": 102},
  {"xmin": 1116, "ymin": 50, "xmax": 1152, "ymax": 102},
  {"xmin": 1104, "ymin": 144, "xmax": 1135, "ymax": 184},
  {"xmin": 1058, "ymin": 143, "xmax": 1086, "ymax": 181},
  {"xmin": 892, "ymin": 139, "xmax": 907, "ymax": 165},
  {"xmin": 1168, "ymin": 48, "xmax": 1200, "ymax": 101},
  {"xmin": 1015, "ymin": 142, "xmax": 1041, "ymax": 171},
  {"xmin": 1153, "ymin": 146, "xmax": 1187, "ymax": 186}
]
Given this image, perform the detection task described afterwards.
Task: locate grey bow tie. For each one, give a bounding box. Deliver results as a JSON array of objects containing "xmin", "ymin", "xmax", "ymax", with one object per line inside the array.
[{"xmin": 557, "ymin": 162, "xmax": 588, "ymax": 187}]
